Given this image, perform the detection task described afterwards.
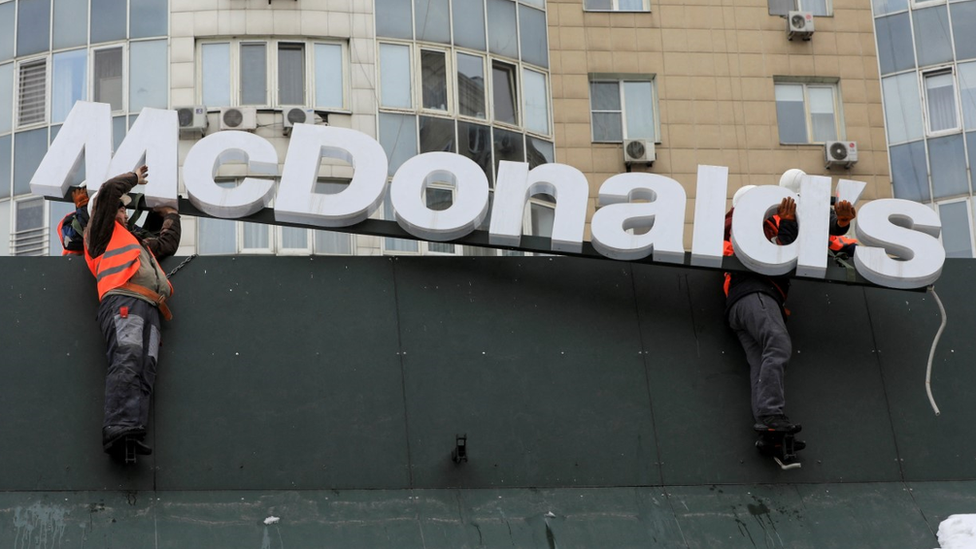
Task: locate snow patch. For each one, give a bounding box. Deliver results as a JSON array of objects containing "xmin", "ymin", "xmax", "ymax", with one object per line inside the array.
[
  {"xmin": 936, "ymin": 514, "xmax": 976, "ymax": 549},
  {"xmin": 263, "ymin": 516, "xmax": 280, "ymax": 525}
]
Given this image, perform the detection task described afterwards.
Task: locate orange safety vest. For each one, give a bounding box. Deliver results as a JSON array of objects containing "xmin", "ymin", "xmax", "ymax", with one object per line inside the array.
[
  {"xmin": 56, "ymin": 215, "xmax": 82, "ymax": 256},
  {"xmin": 829, "ymin": 234, "xmax": 858, "ymax": 251},
  {"xmin": 84, "ymin": 222, "xmax": 173, "ymax": 303}
]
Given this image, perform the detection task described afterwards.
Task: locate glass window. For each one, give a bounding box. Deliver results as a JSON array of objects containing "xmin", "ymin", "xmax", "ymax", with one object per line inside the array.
[
  {"xmin": 924, "ymin": 71, "xmax": 958, "ymax": 133},
  {"xmin": 90, "ymin": 0, "xmax": 126, "ymax": 44},
  {"xmin": 421, "ymin": 50, "xmax": 448, "ymax": 111},
  {"xmin": 14, "ymin": 199, "xmax": 46, "ymax": 256},
  {"xmin": 458, "ymin": 121, "xmax": 492, "ymax": 181},
  {"xmin": 281, "ymin": 227, "xmax": 310, "ymax": 251},
  {"xmin": 938, "ymin": 201, "xmax": 973, "ymax": 257},
  {"xmin": 876, "ymin": 13, "xmax": 916, "ymax": 75},
  {"xmin": 775, "ymin": 83, "xmax": 808, "ymax": 143},
  {"xmin": 18, "ymin": 59, "xmax": 47, "ymax": 127},
  {"xmin": 951, "ymin": 1, "xmax": 976, "ymax": 61},
  {"xmin": 94, "ymin": 48, "xmax": 124, "ymax": 112},
  {"xmin": 457, "ymin": 53, "xmax": 486, "ymax": 119},
  {"xmin": 523, "ymin": 68, "xmax": 549, "ymax": 135},
  {"xmin": 202, "ymin": 43, "xmax": 231, "ymax": 107},
  {"xmin": 14, "ymin": 128, "xmax": 47, "ymax": 196},
  {"xmin": 52, "ymin": 50, "xmax": 87, "ymax": 124},
  {"xmin": 527, "ymin": 136, "xmax": 553, "ymax": 168},
  {"xmin": 241, "ymin": 43, "xmax": 267, "ymax": 105},
  {"xmin": 53, "ymin": 0, "xmax": 88, "ymax": 50},
  {"xmin": 529, "ymin": 202, "xmax": 554, "ymax": 237},
  {"xmin": 487, "ymin": 0, "xmax": 518, "ymax": 59},
  {"xmin": 492, "ymin": 61, "xmax": 518, "ymax": 125},
  {"xmin": 493, "ymin": 127, "xmax": 524, "ymax": 176},
  {"xmin": 243, "ymin": 222, "xmax": 270, "ymax": 250},
  {"xmin": 882, "ymin": 72, "xmax": 925, "ymax": 143},
  {"xmin": 17, "ymin": 0, "xmax": 51, "ymax": 57},
  {"xmin": 591, "ymin": 79, "xmax": 658, "ymax": 142},
  {"xmin": 426, "ymin": 186, "xmax": 456, "ymax": 253},
  {"xmin": 0, "ymin": 135, "xmax": 11, "ymax": 200},
  {"xmin": 383, "ymin": 191, "xmax": 419, "ymax": 253},
  {"xmin": 587, "ymin": 0, "xmax": 648, "ymax": 11},
  {"xmin": 198, "ymin": 217, "xmax": 237, "ymax": 255},
  {"xmin": 113, "ymin": 114, "xmax": 126, "ymax": 150},
  {"xmin": 590, "ymin": 81, "xmax": 622, "ymax": 141},
  {"xmin": 314, "ymin": 44, "xmax": 344, "ymax": 109},
  {"xmin": 314, "ymin": 181, "xmax": 353, "ymax": 254},
  {"xmin": 874, "ymin": 0, "xmax": 908, "ymax": 15},
  {"xmin": 930, "ymin": 134, "xmax": 969, "ymax": 198},
  {"xmin": 419, "ymin": 115, "xmax": 455, "ymax": 153},
  {"xmin": 278, "ymin": 43, "xmax": 305, "ymax": 106},
  {"xmin": 0, "ymin": 201, "xmax": 9, "ymax": 256},
  {"xmin": 585, "ymin": 0, "xmax": 613, "ymax": 10},
  {"xmin": 958, "ymin": 61, "xmax": 976, "ymax": 130},
  {"xmin": 130, "ymin": 0, "xmax": 168, "ymax": 39},
  {"xmin": 519, "ymin": 6, "xmax": 548, "ymax": 68},
  {"xmin": 0, "ymin": 2, "xmax": 14, "ymax": 62},
  {"xmin": 130, "ymin": 40, "xmax": 168, "ymax": 111},
  {"xmin": 775, "ymin": 82, "xmax": 840, "ymax": 144},
  {"xmin": 797, "ymin": 0, "xmax": 830, "ymax": 15},
  {"xmin": 913, "ymin": 6, "xmax": 953, "ymax": 68},
  {"xmin": 380, "ymin": 44, "xmax": 412, "ymax": 109},
  {"xmin": 48, "ymin": 200, "xmax": 74, "ymax": 256},
  {"xmin": 968, "ymin": 131, "xmax": 976, "ymax": 189},
  {"xmin": 808, "ymin": 86, "xmax": 838, "ymax": 142},
  {"xmin": 623, "ymin": 80, "xmax": 655, "ymax": 140},
  {"xmin": 891, "ymin": 140, "xmax": 930, "ymax": 201},
  {"xmin": 0, "ymin": 63, "xmax": 13, "ymax": 133},
  {"xmin": 453, "ymin": 0, "xmax": 486, "ymax": 50},
  {"xmin": 379, "ymin": 113, "xmax": 418, "ymax": 176},
  {"xmin": 376, "ymin": 0, "xmax": 414, "ymax": 39},
  {"xmin": 415, "ymin": 0, "xmax": 451, "ymax": 43}
]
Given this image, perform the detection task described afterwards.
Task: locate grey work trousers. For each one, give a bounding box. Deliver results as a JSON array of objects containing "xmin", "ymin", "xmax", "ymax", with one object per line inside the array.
[
  {"xmin": 97, "ymin": 294, "xmax": 161, "ymax": 438},
  {"xmin": 728, "ymin": 292, "xmax": 791, "ymax": 422}
]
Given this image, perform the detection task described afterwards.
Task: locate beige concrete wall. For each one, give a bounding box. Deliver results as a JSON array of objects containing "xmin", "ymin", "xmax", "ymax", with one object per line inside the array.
[{"xmin": 548, "ymin": 0, "xmax": 888, "ymax": 243}]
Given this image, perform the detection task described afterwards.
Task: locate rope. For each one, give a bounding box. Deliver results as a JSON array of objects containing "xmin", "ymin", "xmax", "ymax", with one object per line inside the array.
[{"xmin": 925, "ymin": 286, "xmax": 946, "ymax": 417}]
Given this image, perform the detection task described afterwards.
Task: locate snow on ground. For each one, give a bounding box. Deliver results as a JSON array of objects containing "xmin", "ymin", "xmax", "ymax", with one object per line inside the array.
[{"xmin": 936, "ymin": 515, "xmax": 976, "ymax": 549}]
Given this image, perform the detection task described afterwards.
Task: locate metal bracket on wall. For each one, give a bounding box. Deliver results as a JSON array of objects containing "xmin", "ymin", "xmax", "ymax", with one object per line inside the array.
[{"xmin": 452, "ymin": 434, "xmax": 468, "ymax": 464}]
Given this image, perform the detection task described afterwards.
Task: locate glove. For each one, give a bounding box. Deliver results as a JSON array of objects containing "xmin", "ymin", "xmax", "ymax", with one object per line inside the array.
[{"xmin": 72, "ymin": 188, "xmax": 89, "ymax": 208}]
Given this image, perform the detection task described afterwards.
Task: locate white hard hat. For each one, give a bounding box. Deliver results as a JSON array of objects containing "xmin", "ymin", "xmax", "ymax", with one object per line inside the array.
[
  {"xmin": 732, "ymin": 185, "xmax": 756, "ymax": 208},
  {"xmin": 779, "ymin": 169, "xmax": 806, "ymax": 194}
]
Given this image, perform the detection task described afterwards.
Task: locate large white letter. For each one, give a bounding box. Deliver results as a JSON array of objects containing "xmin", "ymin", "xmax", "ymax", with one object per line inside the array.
[
  {"xmin": 104, "ymin": 107, "xmax": 179, "ymax": 208},
  {"xmin": 276, "ymin": 124, "xmax": 388, "ymax": 227},
  {"xmin": 795, "ymin": 175, "xmax": 831, "ymax": 278},
  {"xmin": 732, "ymin": 185, "xmax": 797, "ymax": 275},
  {"xmin": 183, "ymin": 131, "xmax": 278, "ymax": 218},
  {"xmin": 591, "ymin": 173, "xmax": 686, "ymax": 262},
  {"xmin": 489, "ymin": 161, "xmax": 588, "ymax": 253},
  {"xmin": 854, "ymin": 199, "xmax": 945, "ymax": 289},
  {"xmin": 29, "ymin": 101, "xmax": 112, "ymax": 198},
  {"xmin": 389, "ymin": 152, "xmax": 489, "ymax": 241},
  {"xmin": 690, "ymin": 165, "xmax": 729, "ymax": 268}
]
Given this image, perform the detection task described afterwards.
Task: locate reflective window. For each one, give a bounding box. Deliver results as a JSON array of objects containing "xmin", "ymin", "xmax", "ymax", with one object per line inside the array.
[
  {"xmin": 876, "ymin": 13, "xmax": 916, "ymax": 75},
  {"xmin": 421, "ymin": 50, "xmax": 448, "ymax": 111},
  {"xmin": 416, "ymin": 0, "xmax": 451, "ymax": 43},
  {"xmin": 492, "ymin": 60, "xmax": 518, "ymax": 125},
  {"xmin": 17, "ymin": 0, "xmax": 51, "ymax": 57},
  {"xmin": 0, "ymin": 135, "xmax": 11, "ymax": 199},
  {"xmin": 426, "ymin": 186, "xmax": 456, "ymax": 253},
  {"xmin": 202, "ymin": 43, "xmax": 231, "ymax": 107},
  {"xmin": 590, "ymin": 78, "xmax": 658, "ymax": 142},
  {"xmin": 419, "ymin": 115, "xmax": 455, "ymax": 152},
  {"xmin": 48, "ymin": 200, "xmax": 74, "ymax": 256},
  {"xmin": 130, "ymin": 40, "xmax": 168, "ymax": 111},
  {"xmin": 380, "ymin": 44, "xmax": 412, "ymax": 108},
  {"xmin": 278, "ymin": 43, "xmax": 306, "ymax": 105},
  {"xmin": 874, "ymin": 0, "xmax": 909, "ymax": 15},
  {"xmin": 130, "ymin": 0, "xmax": 168, "ymax": 39},
  {"xmin": 797, "ymin": 0, "xmax": 830, "ymax": 15},
  {"xmin": 383, "ymin": 191, "xmax": 420, "ymax": 253},
  {"xmin": 586, "ymin": 0, "xmax": 649, "ymax": 11},
  {"xmin": 458, "ymin": 121, "xmax": 492, "ymax": 180},
  {"xmin": 13, "ymin": 128, "xmax": 48, "ymax": 196},
  {"xmin": 913, "ymin": 6, "xmax": 953, "ymax": 68},
  {"xmin": 0, "ymin": 3, "xmax": 14, "ymax": 62},
  {"xmin": 968, "ymin": 131, "xmax": 976, "ymax": 189},
  {"xmin": 243, "ymin": 222, "xmax": 270, "ymax": 251},
  {"xmin": 487, "ymin": 0, "xmax": 518, "ymax": 59},
  {"xmin": 527, "ymin": 136, "xmax": 553, "ymax": 168},
  {"xmin": 113, "ymin": 114, "xmax": 126, "ymax": 150},
  {"xmin": 623, "ymin": 80, "xmax": 656, "ymax": 140},
  {"xmin": 314, "ymin": 182, "xmax": 354, "ymax": 254},
  {"xmin": 453, "ymin": 0, "xmax": 487, "ymax": 50},
  {"xmin": 458, "ymin": 53, "xmax": 486, "ymax": 119},
  {"xmin": 241, "ymin": 43, "xmax": 268, "ymax": 105},
  {"xmin": 18, "ymin": 59, "xmax": 47, "ymax": 126},
  {"xmin": 90, "ymin": 0, "xmax": 126, "ymax": 44},
  {"xmin": 951, "ymin": 1, "xmax": 976, "ymax": 61},
  {"xmin": 519, "ymin": 6, "xmax": 548, "ymax": 68},
  {"xmin": 52, "ymin": 50, "xmax": 87, "ymax": 124},
  {"xmin": 930, "ymin": 134, "xmax": 969, "ymax": 198},
  {"xmin": 53, "ymin": 0, "xmax": 88, "ymax": 50},
  {"xmin": 93, "ymin": 47, "xmax": 124, "ymax": 112},
  {"xmin": 523, "ymin": 68, "xmax": 549, "ymax": 135},
  {"xmin": 938, "ymin": 201, "xmax": 973, "ymax": 257},
  {"xmin": 891, "ymin": 140, "xmax": 930, "ymax": 201},
  {"xmin": 959, "ymin": 62, "xmax": 976, "ymax": 130},
  {"xmin": 0, "ymin": 201, "xmax": 9, "ymax": 256},
  {"xmin": 924, "ymin": 71, "xmax": 958, "ymax": 133},
  {"xmin": 314, "ymin": 44, "xmax": 344, "ymax": 109},
  {"xmin": 0, "ymin": 63, "xmax": 13, "ymax": 133},
  {"xmin": 882, "ymin": 72, "xmax": 924, "ymax": 143},
  {"xmin": 376, "ymin": 0, "xmax": 414, "ymax": 39},
  {"xmin": 280, "ymin": 227, "xmax": 308, "ymax": 251},
  {"xmin": 198, "ymin": 218, "xmax": 237, "ymax": 255},
  {"xmin": 774, "ymin": 82, "xmax": 840, "ymax": 144},
  {"xmin": 493, "ymin": 127, "xmax": 524, "ymax": 175},
  {"xmin": 379, "ymin": 113, "xmax": 418, "ymax": 176}
]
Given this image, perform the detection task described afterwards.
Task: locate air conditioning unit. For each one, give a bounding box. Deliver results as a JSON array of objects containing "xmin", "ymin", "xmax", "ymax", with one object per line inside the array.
[
  {"xmin": 219, "ymin": 107, "xmax": 258, "ymax": 131},
  {"xmin": 787, "ymin": 11, "xmax": 814, "ymax": 41},
  {"xmin": 825, "ymin": 141, "xmax": 858, "ymax": 168},
  {"xmin": 623, "ymin": 139, "xmax": 655, "ymax": 166},
  {"xmin": 175, "ymin": 106, "xmax": 208, "ymax": 136},
  {"xmin": 282, "ymin": 106, "xmax": 315, "ymax": 135}
]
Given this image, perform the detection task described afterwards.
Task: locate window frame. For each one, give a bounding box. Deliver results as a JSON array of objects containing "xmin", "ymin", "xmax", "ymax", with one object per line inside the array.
[
  {"xmin": 796, "ymin": 0, "xmax": 833, "ymax": 16},
  {"xmin": 583, "ymin": 0, "xmax": 651, "ymax": 13},
  {"xmin": 588, "ymin": 75, "xmax": 660, "ymax": 144},
  {"xmin": 921, "ymin": 67, "xmax": 963, "ymax": 137},
  {"xmin": 11, "ymin": 196, "xmax": 48, "ymax": 256},
  {"xmin": 911, "ymin": 0, "xmax": 945, "ymax": 8},
  {"xmin": 91, "ymin": 43, "xmax": 127, "ymax": 115},
  {"xmin": 378, "ymin": 40, "xmax": 416, "ymax": 112},
  {"xmin": 417, "ymin": 46, "xmax": 453, "ymax": 115},
  {"xmin": 16, "ymin": 56, "xmax": 49, "ymax": 129},
  {"xmin": 773, "ymin": 79, "xmax": 845, "ymax": 145},
  {"xmin": 456, "ymin": 51, "xmax": 488, "ymax": 122}
]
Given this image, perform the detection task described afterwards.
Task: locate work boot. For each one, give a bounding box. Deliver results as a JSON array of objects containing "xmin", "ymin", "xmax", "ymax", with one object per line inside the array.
[
  {"xmin": 102, "ymin": 425, "xmax": 146, "ymax": 453},
  {"xmin": 755, "ymin": 415, "xmax": 802, "ymax": 434}
]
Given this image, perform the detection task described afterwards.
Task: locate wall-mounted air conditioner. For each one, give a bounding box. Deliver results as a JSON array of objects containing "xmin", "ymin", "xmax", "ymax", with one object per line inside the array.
[
  {"xmin": 281, "ymin": 106, "xmax": 316, "ymax": 135},
  {"xmin": 787, "ymin": 11, "xmax": 814, "ymax": 41},
  {"xmin": 623, "ymin": 138, "xmax": 655, "ymax": 167},
  {"xmin": 825, "ymin": 141, "xmax": 858, "ymax": 168},
  {"xmin": 176, "ymin": 106, "xmax": 208, "ymax": 136},
  {"xmin": 219, "ymin": 107, "xmax": 258, "ymax": 131}
]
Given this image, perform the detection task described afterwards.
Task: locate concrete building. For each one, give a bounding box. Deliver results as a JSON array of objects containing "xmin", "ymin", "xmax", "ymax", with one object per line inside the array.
[{"xmin": 0, "ymin": 0, "xmax": 887, "ymax": 256}]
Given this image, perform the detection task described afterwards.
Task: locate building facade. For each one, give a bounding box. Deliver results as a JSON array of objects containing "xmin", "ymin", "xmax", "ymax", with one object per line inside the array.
[{"xmin": 0, "ymin": 0, "xmax": 891, "ymax": 257}]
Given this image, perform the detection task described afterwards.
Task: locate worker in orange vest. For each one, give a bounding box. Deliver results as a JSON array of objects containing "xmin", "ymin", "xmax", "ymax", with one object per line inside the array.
[{"xmin": 84, "ymin": 165, "xmax": 181, "ymax": 461}]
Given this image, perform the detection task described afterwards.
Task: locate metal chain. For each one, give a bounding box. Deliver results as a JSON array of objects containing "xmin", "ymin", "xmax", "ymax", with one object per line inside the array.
[{"xmin": 167, "ymin": 254, "xmax": 198, "ymax": 278}]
